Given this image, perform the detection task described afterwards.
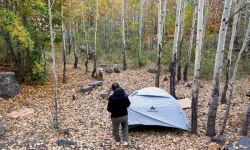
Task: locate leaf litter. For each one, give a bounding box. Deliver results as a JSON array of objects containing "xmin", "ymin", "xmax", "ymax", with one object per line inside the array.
[{"xmin": 0, "ymin": 64, "xmax": 249, "ymax": 149}]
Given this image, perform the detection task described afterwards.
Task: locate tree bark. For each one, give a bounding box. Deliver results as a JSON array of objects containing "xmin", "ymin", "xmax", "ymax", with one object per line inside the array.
[
  {"xmin": 191, "ymin": 0, "xmax": 204, "ymax": 134},
  {"xmin": 183, "ymin": 1, "xmax": 198, "ymax": 82},
  {"xmin": 73, "ymin": 28, "xmax": 78, "ymax": 69},
  {"xmin": 170, "ymin": 0, "xmax": 182, "ymax": 98},
  {"xmin": 206, "ymin": 0, "xmax": 232, "ymax": 137},
  {"xmin": 241, "ymin": 104, "xmax": 250, "ymax": 136},
  {"xmin": 177, "ymin": 1, "xmax": 185, "ymax": 82},
  {"xmin": 221, "ymin": 1, "xmax": 240, "ymax": 104},
  {"xmin": 138, "ymin": 0, "xmax": 144, "ymax": 68},
  {"xmin": 61, "ymin": 3, "xmax": 67, "ymax": 84},
  {"xmin": 121, "ymin": 0, "xmax": 127, "ymax": 70},
  {"xmin": 220, "ymin": 18, "xmax": 250, "ymax": 135},
  {"xmin": 91, "ymin": 0, "xmax": 98, "ymax": 77},
  {"xmin": 155, "ymin": 0, "xmax": 163, "ymax": 88},
  {"xmin": 48, "ymin": 0, "xmax": 59, "ymax": 129}
]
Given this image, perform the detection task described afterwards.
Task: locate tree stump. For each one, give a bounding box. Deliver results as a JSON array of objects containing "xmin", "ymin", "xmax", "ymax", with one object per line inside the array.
[{"xmin": 0, "ymin": 72, "xmax": 22, "ymax": 99}]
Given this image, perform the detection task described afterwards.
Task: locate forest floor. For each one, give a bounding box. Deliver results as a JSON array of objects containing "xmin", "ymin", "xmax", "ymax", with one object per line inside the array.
[{"xmin": 0, "ymin": 63, "xmax": 250, "ymax": 150}]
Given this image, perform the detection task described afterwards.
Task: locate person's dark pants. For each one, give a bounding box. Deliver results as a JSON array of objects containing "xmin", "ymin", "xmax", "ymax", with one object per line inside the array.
[{"xmin": 111, "ymin": 115, "xmax": 128, "ymax": 142}]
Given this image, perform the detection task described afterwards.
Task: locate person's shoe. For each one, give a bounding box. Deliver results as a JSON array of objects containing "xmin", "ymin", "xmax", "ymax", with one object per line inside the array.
[
  {"xmin": 123, "ymin": 141, "xmax": 128, "ymax": 146},
  {"xmin": 116, "ymin": 142, "xmax": 120, "ymax": 146}
]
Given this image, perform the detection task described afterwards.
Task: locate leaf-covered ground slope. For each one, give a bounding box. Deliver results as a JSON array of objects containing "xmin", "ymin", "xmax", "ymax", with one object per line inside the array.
[{"xmin": 0, "ymin": 66, "xmax": 249, "ymax": 149}]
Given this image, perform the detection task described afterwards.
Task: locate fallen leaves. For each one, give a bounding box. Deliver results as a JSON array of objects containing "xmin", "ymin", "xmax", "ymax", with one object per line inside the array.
[{"xmin": 0, "ymin": 63, "xmax": 249, "ymax": 149}]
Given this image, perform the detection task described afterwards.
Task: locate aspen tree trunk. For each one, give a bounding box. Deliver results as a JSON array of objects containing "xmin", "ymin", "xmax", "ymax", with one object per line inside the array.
[
  {"xmin": 61, "ymin": 3, "xmax": 67, "ymax": 84},
  {"xmin": 85, "ymin": 28, "xmax": 91, "ymax": 74},
  {"xmin": 177, "ymin": 1, "xmax": 185, "ymax": 82},
  {"xmin": 48, "ymin": 0, "xmax": 59, "ymax": 129},
  {"xmin": 73, "ymin": 27, "xmax": 78, "ymax": 69},
  {"xmin": 43, "ymin": 47, "xmax": 47, "ymax": 72},
  {"xmin": 68, "ymin": 21, "xmax": 72, "ymax": 54},
  {"xmin": 201, "ymin": 0, "xmax": 209, "ymax": 52},
  {"xmin": 241, "ymin": 105, "xmax": 250, "ymax": 136},
  {"xmin": 162, "ymin": 0, "xmax": 167, "ymax": 42},
  {"xmin": 121, "ymin": 0, "xmax": 127, "ymax": 70},
  {"xmin": 183, "ymin": 1, "xmax": 198, "ymax": 82},
  {"xmin": 170, "ymin": 0, "xmax": 182, "ymax": 98},
  {"xmin": 220, "ymin": 18, "xmax": 250, "ymax": 135},
  {"xmin": 206, "ymin": 0, "xmax": 232, "ymax": 137},
  {"xmin": 91, "ymin": 0, "xmax": 98, "ymax": 77},
  {"xmin": 221, "ymin": 1, "xmax": 240, "ymax": 104},
  {"xmin": 155, "ymin": 0, "xmax": 163, "ymax": 88},
  {"xmin": 138, "ymin": 0, "xmax": 144, "ymax": 68},
  {"xmin": 191, "ymin": 0, "xmax": 204, "ymax": 134}
]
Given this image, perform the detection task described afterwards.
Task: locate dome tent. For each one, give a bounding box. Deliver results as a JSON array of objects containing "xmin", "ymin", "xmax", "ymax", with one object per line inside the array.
[{"xmin": 128, "ymin": 87, "xmax": 189, "ymax": 130}]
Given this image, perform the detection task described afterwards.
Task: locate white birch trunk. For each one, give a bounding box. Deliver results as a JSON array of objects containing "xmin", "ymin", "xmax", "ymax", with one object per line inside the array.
[
  {"xmin": 206, "ymin": 0, "xmax": 233, "ymax": 137},
  {"xmin": 73, "ymin": 27, "xmax": 78, "ymax": 68},
  {"xmin": 220, "ymin": 18, "xmax": 250, "ymax": 136},
  {"xmin": 183, "ymin": 1, "xmax": 198, "ymax": 81},
  {"xmin": 191, "ymin": 0, "xmax": 204, "ymax": 134},
  {"xmin": 221, "ymin": 0, "xmax": 241, "ymax": 104},
  {"xmin": 61, "ymin": 3, "xmax": 67, "ymax": 84},
  {"xmin": 48, "ymin": 0, "xmax": 59, "ymax": 129},
  {"xmin": 121, "ymin": 0, "xmax": 127, "ymax": 70},
  {"xmin": 170, "ymin": 0, "xmax": 182, "ymax": 98},
  {"xmin": 92, "ymin": 0, "xmax": 98, "ymax": 77},
  {"xmin": 155, "ymin": 0, "xmax": 163, "ymax": 88},
  {"xmin": 138, "ymin": 0, "xmax": 144, "ymax": 67},
  {"xmin": 177, "ymin": 0, "xmax": 185, "ymax": 81},
  {"xmin": 162, "ymin": 0, "xmax": 167, "ymax": 35},
  {"xmin": 201, "ymin": 0, "xmax": 209, "ymax": 52}
]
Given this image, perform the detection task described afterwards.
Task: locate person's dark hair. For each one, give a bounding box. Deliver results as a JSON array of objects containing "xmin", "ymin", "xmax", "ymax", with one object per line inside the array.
[{"xmin": 111, "ymin": 83, "xmax": 120, "ymax": 91}]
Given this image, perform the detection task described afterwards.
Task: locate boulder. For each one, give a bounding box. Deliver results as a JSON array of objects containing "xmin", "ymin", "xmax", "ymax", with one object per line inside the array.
[
  {"xmin": 114, "ymin": 65, "xmax": 121, "ymax": 73},
  {"xmin": 0, "ymin": 72, "xmax": 22, "ymax": 99},
  {"xmin": 0, "ymin": 124, "xmax": 6, "ymax": 136},
  {"xmin": 226, "ymin": 136, "xmax": 250, "ymax": 150},
  {"xmin": 81, "ymin": 86, "xmax": 93, "ymax": 94},
  {"xmin": 89, "ymin": 81, "xmax": 103, "ymax": 88}
]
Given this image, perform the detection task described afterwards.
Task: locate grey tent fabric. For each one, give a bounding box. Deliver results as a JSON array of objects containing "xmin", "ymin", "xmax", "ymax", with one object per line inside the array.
[{"xmin": 128, "ymin": 87, "xmax": 189, "ymax": 130}]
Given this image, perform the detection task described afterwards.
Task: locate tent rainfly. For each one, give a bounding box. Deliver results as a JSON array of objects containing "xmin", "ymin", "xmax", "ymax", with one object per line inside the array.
[{"xmin": 128, "ymin": 87, "xmax": 189, "ymax": 130}]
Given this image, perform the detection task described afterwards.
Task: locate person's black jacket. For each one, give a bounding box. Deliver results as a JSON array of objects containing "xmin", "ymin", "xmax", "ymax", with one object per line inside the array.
[{"xmin": 107, "ymin": 88, "xmax": 131, "ymax": 118}]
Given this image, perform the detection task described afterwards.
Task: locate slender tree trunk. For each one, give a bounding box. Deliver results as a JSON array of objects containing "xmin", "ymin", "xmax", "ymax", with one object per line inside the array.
[
  {"xmin": 162, "ymin": 0, "xmax": 167, "ymax": 37},
  {"xmin": 85, "ymin": 28, "xmax": 91, "ymax": 74},
  {"xmin": 183, "ymin": 2, "xmax": 198, "ymax": 82},
  {"xmin": 206, "ymin": 0, "xmax": 232, "ymax": 137},
  {"xmin": 155, "ymin": 0, "xmax": 163, "ymax": 88},
  {"xmin": 43, "ymin": 47, "xmax": 47, "ymax": 72},
  {"xmin": 16, "ymin": 42, "xmax": 25, "ymax": 82},
  {"xmin": 191, "ymin": 0, "xmax": 205, "ymax": 134},
  {"xmin": 177, "ymin": 1, "xmax": 185, "ymax": 82},
  {"xmin": 138, "ymin": 0, "xmax": 144, "ymax": 68},
  {"xmin": 221, "ymin": 1, "xmax": 240, "ymax": 104},
  {"xmin": 91, "ymin": 0, "xmax": 98, "ymax": 77},
  {"xmin": 220, "ymin": 18, "xmax": 250, "ymax": 135},
  {"xmin": 48, "ymin": 0, "xmax": 59, "ymax": 129},
  {"xmin": 73, "ymin": 28, "xmax": 78, "ymax": 69},
  {"xmin": 121, "ymin": 0, "xmax": 127, "ymax": 70},
  {"xmin": 201, "ymin": 0, "xmax": 209, "ymax": 52},
  {"xmin": 68, "ymin": 21, "xmax": 72, "ymax": 54},
  {"xmin": 241, "ymin": 104, "xmax": 250, "ymax": 136},
  {"xmin": 61, "ymin": 3, "xmax": 67, "ymax": 84},
  {"xmin": 170, "ymin": 0, "xmax": 182, "ymax": 98}
]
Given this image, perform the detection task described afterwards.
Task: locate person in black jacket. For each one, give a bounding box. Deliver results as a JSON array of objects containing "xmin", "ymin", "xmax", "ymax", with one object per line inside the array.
[{"xmin": 107, "ymin": 83, "xmax": 130, "ymax": 146}]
